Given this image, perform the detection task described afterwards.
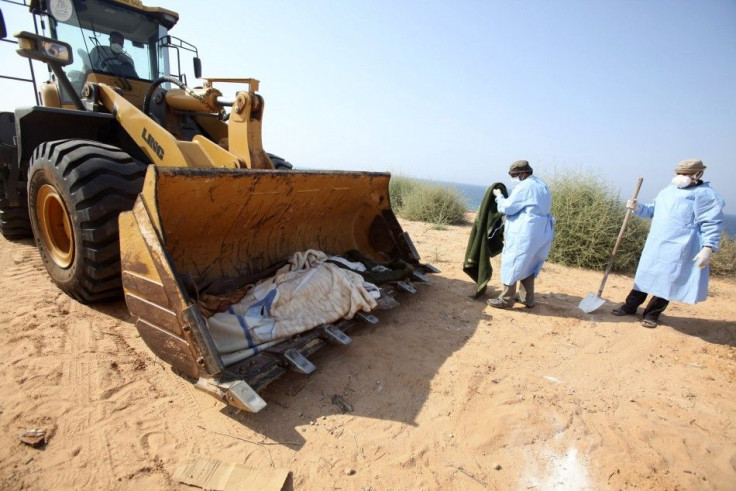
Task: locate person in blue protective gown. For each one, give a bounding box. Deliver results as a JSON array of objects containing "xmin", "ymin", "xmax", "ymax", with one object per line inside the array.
[
  {"xmin": 487, "ymin": 160, "xmax": 555, "ymax": 309},
  {"xmin": 612, "ymin": 159, "xmax": 725, "ymax": 328}
]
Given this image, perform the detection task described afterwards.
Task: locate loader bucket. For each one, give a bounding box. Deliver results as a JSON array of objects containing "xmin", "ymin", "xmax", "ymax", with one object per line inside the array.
[{"xmin": 118, "ymin": 165, "xmax": 426, "ymax": 412}]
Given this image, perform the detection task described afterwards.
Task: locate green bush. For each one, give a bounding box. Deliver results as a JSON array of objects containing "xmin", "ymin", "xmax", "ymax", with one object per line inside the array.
[
  {"xmin": 547, "ymin": 171, "xmax": 649, "ymax": 274},
  {"xmin": 388, "ymin": 175, "xmax": 418, "ymax": 211},
  {"xmin": 712, "ymin": 232, "xmax": 736, "ymax": 277},
  {"xmin": 389, "ymin": 176, "xmax": 467, "ymax": 226}
]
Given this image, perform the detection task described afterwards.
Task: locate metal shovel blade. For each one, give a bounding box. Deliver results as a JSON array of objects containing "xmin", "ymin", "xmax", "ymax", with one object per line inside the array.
[
  {"xmin": 578, "ymin": 178, "xmax": 644, "ymax": 315},
  {"xmin": 579, "ymin": 293, "xmax": 606, "ymax": 313}
]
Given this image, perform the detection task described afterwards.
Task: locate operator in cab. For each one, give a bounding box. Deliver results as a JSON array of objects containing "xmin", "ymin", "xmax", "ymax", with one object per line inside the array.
[{"xmin": 89, "ymin": 30, "xmax": 138, "ymax": 78}]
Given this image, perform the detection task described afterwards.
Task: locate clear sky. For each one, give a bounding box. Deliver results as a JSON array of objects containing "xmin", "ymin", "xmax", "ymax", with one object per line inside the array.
[{"xmin": 2, "ymin": 0, "xmax": 735, "ymax": 207}]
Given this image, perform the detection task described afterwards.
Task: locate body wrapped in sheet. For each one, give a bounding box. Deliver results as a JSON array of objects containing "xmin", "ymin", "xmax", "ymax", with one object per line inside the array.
[{"xmin": 206, "ymin": 251, "xmax": 377, "ymax": 364}]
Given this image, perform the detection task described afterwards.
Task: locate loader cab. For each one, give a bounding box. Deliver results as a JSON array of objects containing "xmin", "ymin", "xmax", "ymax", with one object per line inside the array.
[{"xmin": 29, "ymin": 0, "xmax": 182, "ymax": 108}]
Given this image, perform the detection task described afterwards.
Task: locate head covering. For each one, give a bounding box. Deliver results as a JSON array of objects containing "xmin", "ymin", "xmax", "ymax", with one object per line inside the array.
[
  {"xmin": 109, "ymin": 31, "xmax": 124, "ymax": 45},
  {"xmin": 674, "ymin": 159, "xmax": 706, "ymax": 174},
  {"xmin": 509, "ymin": 160, "xmax": 533, "ymax": 175}
]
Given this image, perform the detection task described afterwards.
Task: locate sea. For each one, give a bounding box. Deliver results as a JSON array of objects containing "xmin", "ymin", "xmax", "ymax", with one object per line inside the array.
[{"xmin": 437, "ymin": 180, "xmax": 736, "ymax": 238}]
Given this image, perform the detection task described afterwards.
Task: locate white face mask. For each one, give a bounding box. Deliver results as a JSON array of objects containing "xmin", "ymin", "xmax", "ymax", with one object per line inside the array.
[
  {"xmin": 671, "ymin": 174, "xmax": 693, "ymax": 188},
  {"xmin": 110, "ymin": 43, "xmax": 123, "ymax": 54},
  {"xmin": 511, "ymin": 177, "xmax": 520, "ymax": 184}
]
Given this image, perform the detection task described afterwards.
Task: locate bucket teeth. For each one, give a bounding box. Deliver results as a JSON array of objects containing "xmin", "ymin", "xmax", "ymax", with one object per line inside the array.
[
  {"xmin": 225, "ymin": 380, "xmax": 268, "ymax": 412},
  {"xmin": 397, "ymin": 280, "xmax": 417, "ymax": 294},
  {"xmin": 322, "ymin": 325, "xmax": 352, "ymax": 345},
  {"xmin": 355, "ymin": 311, "xmax": 379, "ymax": 324},
  {"xmin": 194, "ymin": 378, "xmax": 267, "ymax": 413},
  {"xmin": 284, "ymin": 348, "xmax": 316, "ymax": 374},
  {"xmin": 412, "ymin": 270, "xmax": 429, "ymax": 282}
]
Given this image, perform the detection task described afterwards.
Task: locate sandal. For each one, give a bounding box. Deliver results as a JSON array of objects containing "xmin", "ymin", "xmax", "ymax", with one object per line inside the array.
[{"xmin": 641, "ymin": 319, "xmax": 658, "ymax": 329}]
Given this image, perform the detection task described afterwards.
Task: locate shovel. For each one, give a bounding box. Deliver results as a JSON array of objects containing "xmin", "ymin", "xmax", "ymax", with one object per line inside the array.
[{"xmin": 579, "ymin": 177, "xmax": 644, "ymax": 313}]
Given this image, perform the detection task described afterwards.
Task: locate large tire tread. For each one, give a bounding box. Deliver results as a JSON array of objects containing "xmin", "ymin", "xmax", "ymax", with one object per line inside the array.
[
  {"xmin": 28, "ymin": 139, "xmax": 147, "ymax": 303},
  {"xmin": 0, "ymin": 174, "xmax": 32, "ymax": 240}
]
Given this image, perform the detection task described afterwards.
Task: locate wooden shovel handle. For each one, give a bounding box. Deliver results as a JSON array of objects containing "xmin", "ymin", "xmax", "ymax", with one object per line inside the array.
[{"xmin": 597, "ymin": 177, "xmax": 644, "ymax": 297}]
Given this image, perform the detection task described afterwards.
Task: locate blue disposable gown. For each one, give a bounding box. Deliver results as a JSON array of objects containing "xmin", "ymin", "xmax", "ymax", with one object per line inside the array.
[
  {"xmin": 495, "ymin": 175, "xmax": 555, "ymax": 285},
  {"xmin": 633, "ymin": 182, "xmax": 724, "ymax": 303}
]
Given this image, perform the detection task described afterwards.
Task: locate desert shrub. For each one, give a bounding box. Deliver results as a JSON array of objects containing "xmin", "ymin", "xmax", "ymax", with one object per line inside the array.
[
  {"xmin": 390, "ymin": 176, "xmax": 467, "ymax": 226},
  {"xmin": 547, "ymin": 171, "xmax": 649, "ymax": 274},
  {"xmin": 712, "ymin": 232, "xmax": 736, "ymax": 277},
  {"xmin": 388, "ymin": 175, "xmax": 418, "ymax": 210}
]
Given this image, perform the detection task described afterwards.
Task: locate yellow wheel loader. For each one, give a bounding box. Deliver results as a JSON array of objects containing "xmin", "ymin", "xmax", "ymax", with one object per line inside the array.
[{"xmin": 0, "ymin": 0, "xmax": 437, "ymax": 412}]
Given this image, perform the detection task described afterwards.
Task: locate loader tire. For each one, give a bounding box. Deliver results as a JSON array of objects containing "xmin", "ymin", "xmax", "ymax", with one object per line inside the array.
[
  {"xmin": 267, "ymin": 153, "xmax": 293, "ymax": 170},
  {"xmin": 0, "ymin": 173, "xmax": 32, "ymax": 240},
  {"xmin": 27, "ymin": 140, "xmax": 147, "ymax": 303}
]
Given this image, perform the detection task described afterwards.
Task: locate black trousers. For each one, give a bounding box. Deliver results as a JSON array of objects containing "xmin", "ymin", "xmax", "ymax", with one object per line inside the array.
[{"xmin": 621, "ymin": 289, "xmax": 669, "ymax": 321}]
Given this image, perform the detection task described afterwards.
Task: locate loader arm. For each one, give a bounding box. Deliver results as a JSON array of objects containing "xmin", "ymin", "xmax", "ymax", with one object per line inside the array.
[
  {"xmin": 86, "ymin": 81, "xmax": 273, "ymax": 170},
  {"xmin": 200, "ymin": 78, "xmax": 274, "ymax": 170}
]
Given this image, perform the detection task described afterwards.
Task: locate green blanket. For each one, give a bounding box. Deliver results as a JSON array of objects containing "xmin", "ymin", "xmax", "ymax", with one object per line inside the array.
[{"xmin": 462, "ymin": 183, "xmax": 507, "ymax": 298}]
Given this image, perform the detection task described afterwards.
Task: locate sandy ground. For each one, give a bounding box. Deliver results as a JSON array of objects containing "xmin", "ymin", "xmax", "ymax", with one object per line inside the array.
[{"xmin": 1, "ymin": 214, "xmax": 735, "ymax": 490}]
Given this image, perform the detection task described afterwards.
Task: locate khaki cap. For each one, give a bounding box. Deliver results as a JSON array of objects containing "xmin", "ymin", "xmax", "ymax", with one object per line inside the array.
[
  {"xmin": 509, "ymin": 160, "xmax": 533, "ymax": 174},
  {"xmin": 674, "ymin": 159, "xmax": 706, "ymax": 174}
]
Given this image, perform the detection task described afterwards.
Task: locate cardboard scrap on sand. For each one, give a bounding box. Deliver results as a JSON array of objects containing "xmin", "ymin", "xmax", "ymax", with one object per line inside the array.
[{"xmin": 172, "ymin": 458, "xmax": 289, "ymax": 491}]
